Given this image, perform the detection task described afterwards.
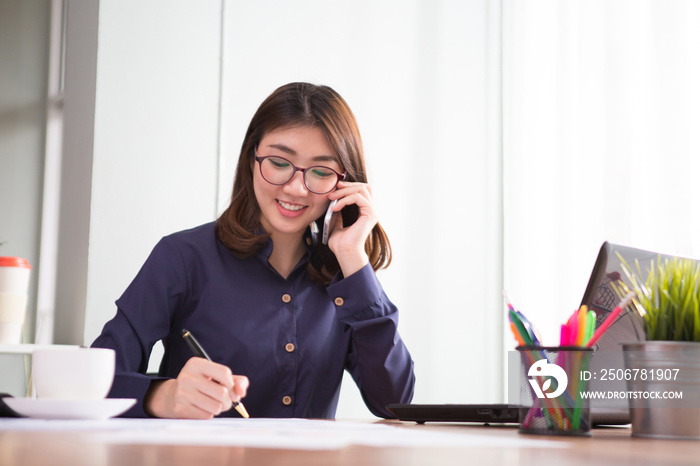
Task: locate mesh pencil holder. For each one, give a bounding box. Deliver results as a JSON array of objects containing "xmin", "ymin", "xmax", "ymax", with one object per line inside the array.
[{"xmin": 517, "ymin": 346, "xmax": 593, "ymax": 436}]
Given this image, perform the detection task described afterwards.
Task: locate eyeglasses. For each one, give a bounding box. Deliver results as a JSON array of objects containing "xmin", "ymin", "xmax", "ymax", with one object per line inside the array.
[{"xmin": 254, "ymin": 150, "xmax": 346, "ymax": 195}]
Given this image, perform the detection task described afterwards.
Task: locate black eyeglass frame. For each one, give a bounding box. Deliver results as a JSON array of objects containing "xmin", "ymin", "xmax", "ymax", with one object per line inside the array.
[{"xmin": 254, "ymin": 150, "xmax": 346, "ymax": 195}]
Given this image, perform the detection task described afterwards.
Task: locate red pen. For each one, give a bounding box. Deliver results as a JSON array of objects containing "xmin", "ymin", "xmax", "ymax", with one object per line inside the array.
[{"xmin": 586, "ymin": 291, "xmax": 636, "ymax": 347}]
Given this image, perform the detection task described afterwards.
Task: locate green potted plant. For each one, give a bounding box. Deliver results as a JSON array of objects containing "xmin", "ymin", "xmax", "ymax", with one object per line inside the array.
[{"xmin": 617, "ymin": 254, "xmax": 700, "ymax": 439}]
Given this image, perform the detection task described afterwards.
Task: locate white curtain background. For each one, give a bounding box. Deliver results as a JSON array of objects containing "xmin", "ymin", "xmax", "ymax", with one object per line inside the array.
[
  {"xmin": 503, "ymin": 0, "xmax": 700, "ymax": 347},
  {"xmin": 218, "ymin": 0, "xmax": 503, "ymax": 417}
]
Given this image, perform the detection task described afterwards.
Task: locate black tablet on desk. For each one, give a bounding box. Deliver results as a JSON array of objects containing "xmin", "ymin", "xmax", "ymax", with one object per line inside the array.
[{"xmin": 386, "ymin": 403, "xmax": 521, "ymax": 424}]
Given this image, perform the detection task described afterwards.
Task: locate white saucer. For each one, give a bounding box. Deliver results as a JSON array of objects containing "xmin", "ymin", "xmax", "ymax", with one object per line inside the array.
[{"xmin": 4, "ymin": 398, "xmax": 136, "ymax": 420}]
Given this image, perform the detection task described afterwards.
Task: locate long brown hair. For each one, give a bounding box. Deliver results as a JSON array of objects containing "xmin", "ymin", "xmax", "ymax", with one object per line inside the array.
[{"xmin": 216, "ymin": 82, "xmax": 391, "ymax": 285}]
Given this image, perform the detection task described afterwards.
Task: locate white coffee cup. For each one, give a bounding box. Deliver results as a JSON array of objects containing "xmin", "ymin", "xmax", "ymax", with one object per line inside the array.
[
  {"xmin": 0, "ymin": 257, "xmax": 32, "ymax": 344},
  {"xmin": 32, "ymin": 347, "xmax": 116, "ymax": 400}
]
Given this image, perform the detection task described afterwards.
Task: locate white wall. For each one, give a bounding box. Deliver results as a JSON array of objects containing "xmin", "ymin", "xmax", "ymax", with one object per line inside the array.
[
  {"xmin": 82, "ymin": 1, "xmax": 223, "ymax": 343},
  {"xmin": 42, "ymin": 1, "xmax": 223, "ymax": 345}
]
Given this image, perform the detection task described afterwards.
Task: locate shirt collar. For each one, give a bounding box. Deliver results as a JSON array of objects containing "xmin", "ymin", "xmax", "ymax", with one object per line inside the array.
[{"xmin": 254, "ymin": 225, "xmax": 317, "ymax": 276}]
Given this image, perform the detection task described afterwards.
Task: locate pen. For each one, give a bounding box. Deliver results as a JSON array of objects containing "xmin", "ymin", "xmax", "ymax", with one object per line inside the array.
[
  {"xmin": 559, "ymin": 324, "xmax": 567, "ymax": 346},
  {"xmin": 181, "ymin": 328, "xmax": 250, "ymax": 418},
  {"xmin": 567, "ymin": 312, "xmax": 578, "ymax": 347},
  {"xmin": 584, "ymin": 310, "xmax": 596, "ymax": 343},
  {"xmin": 576, "ymin": 305, "xmax": 588, "ymax": 346},
  {"xmin": 516, "ymin": 310, "xmax": 542, "ymax": 345},
  {"xmin": 509, "ymin": 322, "xmax": 526, "ymax": 346},
  {"xmin": 503, "ymin": 291, "xmax": 541, "ymax": 345},
  {"xmin": 508, "ymin": 310, "xmax": 534, "ymax": 346},
  {"xmin": 585, "ymin": 291, "xmax": 636, "ymax": 347}
]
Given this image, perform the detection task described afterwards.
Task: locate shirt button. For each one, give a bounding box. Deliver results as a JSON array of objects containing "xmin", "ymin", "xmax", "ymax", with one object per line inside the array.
[
  {"xmin": 305, "ymin": 237, "xmax": 312, "ymax": 246},
  {"xmin": 282, "ymin": 396, "xmax": 292, "ymax": 406},
  {"xmin": 285, "ymin": 343, "xmax": 295, "ymax": 352},
  {"xmin": 334, "ymin": 297, "xmax": 344, "ymax": 306},
  {"xmin": 282, "ymin": 294, "xmax": 292, "ymax": 303}
]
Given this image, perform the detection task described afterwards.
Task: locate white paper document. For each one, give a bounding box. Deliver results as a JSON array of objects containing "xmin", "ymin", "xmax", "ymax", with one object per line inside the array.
[{"xmin": 0, "ymin": 418, "xmax": 565, "ymax": 450}]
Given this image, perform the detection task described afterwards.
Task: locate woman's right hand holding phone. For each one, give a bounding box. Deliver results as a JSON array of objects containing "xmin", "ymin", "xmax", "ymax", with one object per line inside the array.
[{"xmin": 326, "ymin": 180, "xmax": 378, "ymax": 277}]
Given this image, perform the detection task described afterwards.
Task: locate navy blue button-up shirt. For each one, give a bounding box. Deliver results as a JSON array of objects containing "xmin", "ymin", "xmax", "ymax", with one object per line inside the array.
[{"xmin": 92, "ymin": 222, "xmax": 415, "ymax": 418}]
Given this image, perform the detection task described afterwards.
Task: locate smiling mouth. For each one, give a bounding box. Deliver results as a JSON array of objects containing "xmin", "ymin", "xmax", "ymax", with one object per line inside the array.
[{"xmin": 277, "ymin": 200, "xmax": 306, "ymax": 212}]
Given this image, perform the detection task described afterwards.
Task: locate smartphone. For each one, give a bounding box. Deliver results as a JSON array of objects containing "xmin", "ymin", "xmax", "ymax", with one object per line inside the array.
[
  {"xmin": 321, "ymin": 200, "xmax": 359, "ymax": 245},
  {"xmin": 321, "ymin": 200, "xmax": 337, "ymax": 245}
]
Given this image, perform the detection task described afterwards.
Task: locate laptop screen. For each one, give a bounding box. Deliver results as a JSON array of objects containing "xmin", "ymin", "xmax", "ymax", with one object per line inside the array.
[{"xmin": 579, "ymin": 242, "xmax": 658, "ymax": 347}]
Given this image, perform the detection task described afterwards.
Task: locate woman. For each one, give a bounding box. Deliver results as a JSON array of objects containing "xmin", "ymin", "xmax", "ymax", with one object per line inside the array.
[{"xmin": 92, "ymin": 82, "xmax": 415, "ymax": 419}]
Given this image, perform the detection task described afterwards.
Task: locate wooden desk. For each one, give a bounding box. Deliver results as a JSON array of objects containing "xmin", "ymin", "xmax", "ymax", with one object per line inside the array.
[{"xmin": 0, "ymin": 421, "xmax": 697, "ymax": 466}]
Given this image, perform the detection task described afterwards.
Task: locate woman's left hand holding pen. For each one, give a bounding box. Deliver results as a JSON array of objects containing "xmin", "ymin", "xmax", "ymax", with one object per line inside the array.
[{"xmin": 144, "ymin": 357, "xmax": 249, "ymax": 419}]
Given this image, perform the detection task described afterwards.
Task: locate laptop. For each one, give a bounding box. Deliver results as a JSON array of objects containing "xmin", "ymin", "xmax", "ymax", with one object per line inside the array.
[
  {"xmin": 386, "ymin": 403, "xmax": 520, "ymax": 425},
  {"xmin": 387, "ymin": 241, "xmax": 678, "ymax": 426},
  {"xmin": 579, "ymin": 242, "xmax": 666, "ymax": 424}
]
